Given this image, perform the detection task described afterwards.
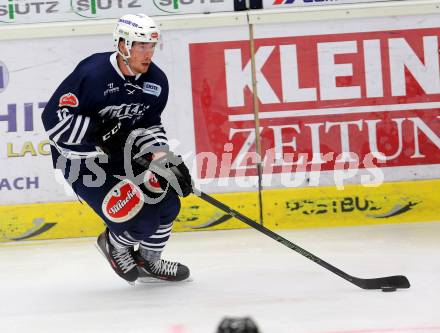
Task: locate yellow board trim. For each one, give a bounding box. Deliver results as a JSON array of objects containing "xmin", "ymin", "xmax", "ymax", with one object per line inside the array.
[
  {"xmin": 0, "ymin": 180, "xmax": 439, "ymax": 242},
  {"xmin": 0, "ymin": 192, "xmax": 259, "ymax": 242},
  {"xmin": 262, "ymin": 179, "xmax": 440, "ymax": 229}
]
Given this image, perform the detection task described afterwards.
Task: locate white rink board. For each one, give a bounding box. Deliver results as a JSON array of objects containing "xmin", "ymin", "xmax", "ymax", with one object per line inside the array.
[
  {"xmin": 261, "ymin": 0, "xmax": 417, "ymax": 9},
  {"xmin": 1, "ymin": 8, "xmax": 440, "ymax": 205},
  {"xmin": 0, "ymin": 0, "xmax": 235, "ymax": 25},
  {"xmin": 251, "ymin": 11, "xmax": 440, "ymax": 36}
]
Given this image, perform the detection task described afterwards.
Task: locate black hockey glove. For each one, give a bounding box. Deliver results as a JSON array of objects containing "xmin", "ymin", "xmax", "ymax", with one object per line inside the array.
[
  {"xmin": 146, "ymin": 152, "xmax": 193, "ymax": 197},
  {"xmin": 93, "ymin": 118, "xmax": 125, "ymax": 155}
]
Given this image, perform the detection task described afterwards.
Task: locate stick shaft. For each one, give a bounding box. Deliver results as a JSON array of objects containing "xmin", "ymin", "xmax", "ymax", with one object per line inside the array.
[{"xmin": 196, "ymin": 190, "xmax": 357, "ymax": 284}]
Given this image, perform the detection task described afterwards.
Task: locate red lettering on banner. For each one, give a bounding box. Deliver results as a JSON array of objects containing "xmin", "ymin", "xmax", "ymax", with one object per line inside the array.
[{"xmin": 190, "ymin": 28, "xmax": 440, "ymax": 178}]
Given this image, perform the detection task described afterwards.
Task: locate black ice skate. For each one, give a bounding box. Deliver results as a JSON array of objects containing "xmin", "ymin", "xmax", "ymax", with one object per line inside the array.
[
  {"xmin": 136, "ymin": 254, "xmax": 190, "ymax": 282},
  {"xmin": 96, "ymin": 229, "xmax": 139, "ymax": 284}
]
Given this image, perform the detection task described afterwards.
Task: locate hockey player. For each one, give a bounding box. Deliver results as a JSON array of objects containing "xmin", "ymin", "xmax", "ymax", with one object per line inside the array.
[{"xmin": 41, "ymin": 14, "xmax": 193, "ymax": 284}]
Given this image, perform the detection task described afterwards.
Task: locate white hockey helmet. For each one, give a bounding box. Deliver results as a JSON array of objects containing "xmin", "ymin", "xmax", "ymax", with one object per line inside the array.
[{"xmin": 113, "ymin": 13, "xmax": 160, "ymax": 56}]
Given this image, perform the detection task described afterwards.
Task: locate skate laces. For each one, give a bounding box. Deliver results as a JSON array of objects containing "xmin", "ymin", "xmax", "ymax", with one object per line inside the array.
[
  {"xmin": 150, "ymin": 259, "xmax": 179, "ymax": 276},
  {"xmin": 112, "ymin": 248, "xmax": 137, "ymax": 274}
]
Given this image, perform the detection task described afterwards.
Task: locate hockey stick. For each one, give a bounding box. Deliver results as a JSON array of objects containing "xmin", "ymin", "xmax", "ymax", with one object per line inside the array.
[
  {"xmin": 139, "ymin": 156, "xmax": 410, "ymax": 290},
  {"xmin": 193, "ymin": 188, "xmax": 410, "ymax": 291}
]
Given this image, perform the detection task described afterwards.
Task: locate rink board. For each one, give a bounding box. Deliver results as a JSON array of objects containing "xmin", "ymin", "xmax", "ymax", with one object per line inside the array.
[
  {"xmin": 2, "ymin": 13, "xmax": 440, "ymax": 204},
  {"xmin": 0, "ymin": 179, "xmax": 438, "ymax": 242},
  {"xmin": 262, "ymin": 179, "xmax": 440, "ymax": 230},
  {"xmin": 1, "ymin": 8, "xmax": 440, "ymax": 242},
  {"xmin": 0, "ymin": 191, "xmax": 259, "ymax": 242}
]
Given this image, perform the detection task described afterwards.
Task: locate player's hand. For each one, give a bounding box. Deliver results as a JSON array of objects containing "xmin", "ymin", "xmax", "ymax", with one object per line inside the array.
[{"xmin": 150, "ymin": 152, "xmax": 193, "ymax": 197}]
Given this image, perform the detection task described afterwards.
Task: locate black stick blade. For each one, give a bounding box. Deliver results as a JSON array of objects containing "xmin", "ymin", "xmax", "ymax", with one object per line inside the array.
[
  {"xmin": 195, "ymin": 191, "xmax": 411, "ymax": 291},
  {"xmin": 355, "ymin": 275, "xmax": 410, "ymax": 290}
]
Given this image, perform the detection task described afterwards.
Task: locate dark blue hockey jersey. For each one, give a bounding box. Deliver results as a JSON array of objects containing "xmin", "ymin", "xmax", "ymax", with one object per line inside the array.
[{"xmin": 41, "ymin": 52, "xmax": 169, "ymax": 169}]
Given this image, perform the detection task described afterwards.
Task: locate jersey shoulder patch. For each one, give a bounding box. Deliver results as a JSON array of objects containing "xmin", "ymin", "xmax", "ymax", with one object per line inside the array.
[
  {"xmin": 142, "ymin": 82, "xmax": 162, "ymax": 97},
  {"xmin": 59, "ymin": 93, "xmax": 79, "ymax": 107}
]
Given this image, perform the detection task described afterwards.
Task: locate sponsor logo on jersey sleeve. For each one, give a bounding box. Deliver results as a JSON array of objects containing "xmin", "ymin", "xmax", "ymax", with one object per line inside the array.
[
  {"xmin": 143, "ymin": 82, "xmax": 162, "ymax": 97},
  {"xmin": 59, "ymin": 93, "xmax": 79, "ymax": 107},
  {"xmin": 102, "ymin": 180, "xmax": 144, "ymax": 223}
]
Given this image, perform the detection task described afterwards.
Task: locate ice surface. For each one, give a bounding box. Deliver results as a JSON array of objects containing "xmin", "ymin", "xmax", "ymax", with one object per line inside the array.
[{"xmin": 0, "ymin": 222, "xmax": 439, "ymax": 333}]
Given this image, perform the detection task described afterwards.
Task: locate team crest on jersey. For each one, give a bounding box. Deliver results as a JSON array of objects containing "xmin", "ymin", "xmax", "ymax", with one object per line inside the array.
[
  {"xmin": 102, "ymin": 180, "xmax": 144, "ymax": 223},
  {"xmin": 59, "ymin": 93, "xmax": 79, "ymax": 107},
  {"xmin": 143, "ymin": 170, "xmax": 165, "ymax": 194},
  {"xmin": 98, "ymin": 103, "xmax": 147, "ymax": 120},
  {"xmin": 143, "ymin": 82, "xmax": 162, "ymax": 97}
]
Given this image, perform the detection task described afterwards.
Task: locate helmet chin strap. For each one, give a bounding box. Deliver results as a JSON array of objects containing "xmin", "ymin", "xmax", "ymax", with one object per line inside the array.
[{"xmin": 118, "ymin": 47, "xmax": 138, "ymax": 77}]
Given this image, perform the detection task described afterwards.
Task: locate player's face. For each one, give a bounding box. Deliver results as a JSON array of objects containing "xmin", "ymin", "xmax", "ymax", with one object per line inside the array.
[{"xmin": 129, "ymin": 42, "xmax": 156, "ymax": 73}]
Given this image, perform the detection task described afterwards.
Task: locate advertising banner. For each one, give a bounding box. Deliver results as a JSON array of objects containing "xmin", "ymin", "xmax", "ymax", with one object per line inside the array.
[
  {"xmin": 262, "ymin": 179, "xmax": 440, "ymax": 230},
  {"xmin": 190, "ymin": 15, "xmax": 440, "ymax": 189},
  {"xmin": 0, "ymin": 37, "xmax": 109, "ymax": 205},
  {"xmin": 0, "ymin": 0, "xmax": 235, "ymax": 25},
  {"xmin": 262, "ymin": 0, "xmax": 414, "ymax": 9},
  {"xmin": 1, "ymin": 11, "xmax": 440, "ymax": 241},
  {"xmin": 3, "ymin": 8, "xmax": 439, "ymax": 207},
  {"xmin": 0, "ymin": 23, "xmax": 252, "ymax": 205}
]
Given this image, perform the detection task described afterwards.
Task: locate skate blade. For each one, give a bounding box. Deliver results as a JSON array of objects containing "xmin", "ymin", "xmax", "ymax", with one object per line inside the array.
[
  {"xmin": 95, "ymin": 243, "xmax": 137, "ymax": 286},
  {"xmin": 95, "ymin": 243, "xmax": 107, "ymax": 259},
  {"xmin": 136, "ymin": 276, "xmax": 193, "ymax": 284}
]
